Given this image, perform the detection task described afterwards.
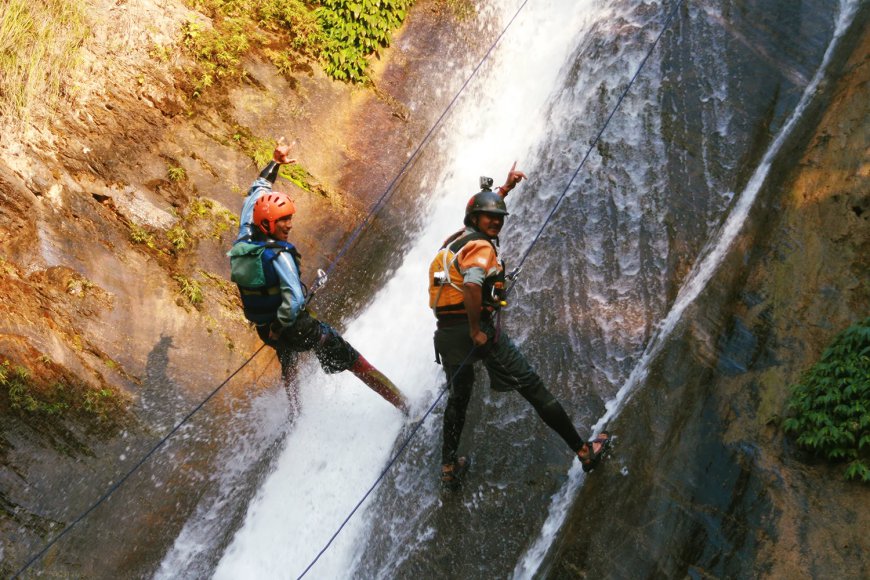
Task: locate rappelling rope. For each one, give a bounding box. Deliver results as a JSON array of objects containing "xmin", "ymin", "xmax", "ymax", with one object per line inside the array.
[
  {"xmin": 317, "ymin": 0, "xmax": 535, "ymax": 281},
  {"xmin": 11, "ymin": 344, "xmax": 269, "ymax": 579},
  {"xmin": 296, "ymin": 349, "xmax": 475, "ymax": 580},
  {"xmin": 14, "ymin": 0, "xmax": 537, "ymax": 575},
  {"xmin": 297, "ymin": 0, "xmax": 686, "ymax": 576},
  {"xmin": 509, "ymin": 0, "xmax": 686, "ymax": 282}
]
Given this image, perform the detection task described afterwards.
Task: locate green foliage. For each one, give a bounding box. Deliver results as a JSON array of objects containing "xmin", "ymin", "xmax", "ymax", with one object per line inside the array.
[
  {"xmin": 174, "ymin": 275, "xmax": 204, "ymax": 305},
  {"xmin": 180, "ymin": 0, "xmax": 323, "ymax": 97},
  {"xmin": 129, "ymin": 224, "xmax": 158, "ymax": 249},
  {"xmin": 167, "ymin": 164, "xmax": 187, "ymax": 182},
  {"xmin": 1, "ymin": 360, "xmax": 121, "ymax": 421},
  {"xmin": 185, "ymin": 197, "xmax": 238, "ymax": 240},
  {"xmin": 316, "ymin": 0, "xmax": 413, "ymax": 82},
  {"xmin": 167, "ymin": 224, "xmax": 192, "ymax": 250},
  {"xmin": 0, "ymin": 0, "xmax": 88, "ymax": 121},
  {"xmin": 783, "ymin": 318, "xmax": 870, "ymax": 483},
  {"xmin": 82, "ymin": 388, "xmax": 118, "ymax": 417},
  {"xmin": 181, "ymin": 15, "xmax": 253, "ymax": 97},
  {"xmin": 178, "ymin": 0, "xmax": 414, "ymax": 92}
]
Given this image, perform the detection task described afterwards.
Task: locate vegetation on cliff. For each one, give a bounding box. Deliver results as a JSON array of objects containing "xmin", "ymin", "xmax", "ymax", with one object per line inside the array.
[
  {"xmin": 180, "ymin": 0, "xmax": 416, "ymax": 90},
  {"xmin": 0, "ymin": 0, "xmax": 88, "ymax": 121},
  {"xmin": 784, "ymin": 318, "xmax": 870, "ymax": 482}
]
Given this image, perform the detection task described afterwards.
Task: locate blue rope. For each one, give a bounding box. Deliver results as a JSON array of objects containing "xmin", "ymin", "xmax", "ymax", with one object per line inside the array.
[
  {"xmin": 12, "ymin": 344, "xmax": 269, "ymax": 578},
  {"xmin": 319, "ymin": 0, "xmax": 535, "ymax": 280}
]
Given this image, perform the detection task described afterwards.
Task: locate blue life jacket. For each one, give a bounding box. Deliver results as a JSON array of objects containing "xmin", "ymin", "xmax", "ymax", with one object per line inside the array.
[{"xmin": 228, "ymin": 240, "xmax": 302, "ymax": 325}]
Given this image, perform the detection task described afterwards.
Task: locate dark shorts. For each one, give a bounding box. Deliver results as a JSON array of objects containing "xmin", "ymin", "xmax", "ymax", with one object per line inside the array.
[
  {"xmin": 257, "ymin": 310, "xmax": 359, "ymax": 374},
  {"xmin": 433, "ymin": 319, "xmax": 543, "ymax": 392}
]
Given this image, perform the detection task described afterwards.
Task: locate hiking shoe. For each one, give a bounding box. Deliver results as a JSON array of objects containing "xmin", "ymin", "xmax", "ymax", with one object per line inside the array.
[{"xmin": 440, "ymin": 457, "xmax": 469, "ymax": 491}]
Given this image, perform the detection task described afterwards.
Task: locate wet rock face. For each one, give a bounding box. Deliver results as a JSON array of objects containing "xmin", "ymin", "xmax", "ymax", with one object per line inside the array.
[{"xmin": 550, "ymin": 10, "xmax": 869, "ymax": 579}]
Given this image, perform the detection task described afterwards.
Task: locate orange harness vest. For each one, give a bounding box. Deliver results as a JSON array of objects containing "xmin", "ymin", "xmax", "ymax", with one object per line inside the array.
[{"xmin": 428, "ymin": 230, "xmax": 506, "ymax": 321}]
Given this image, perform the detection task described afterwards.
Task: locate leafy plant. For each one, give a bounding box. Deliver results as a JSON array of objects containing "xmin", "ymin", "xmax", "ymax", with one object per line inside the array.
[
  {"xmin": 82, "ymin": 388, "xmax": 119, "ymax": 418},
  {"xmin": 129, "ymin": 224, "xmax": 157, "ymax": 249},
  {"xmin": 167, "ymin": 164, "xmax": 187, "ymax": 182},
  {"xmin": 181, "ymin": 15, "xmax": 253, "ymax": 97},
  {"xmin": 316, "ymin": 0, "xmax": 413, "ymax": 82},
  {"xmin": 783, "ymin": 318, "xmax": 870, "ymax": 482},
  {"xmin": 167, "ymin": 224, "xmax": 192, "ymax": 250},
  {"xmin": 179, "ymin": 0, "xmax": 413, "ymax": 91},
  {"xmin": 174, "ymin": 275, "xmax": 204, "ymax": 305}
]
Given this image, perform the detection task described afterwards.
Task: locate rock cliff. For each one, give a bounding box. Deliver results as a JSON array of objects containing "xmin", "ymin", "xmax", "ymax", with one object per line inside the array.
[{"xmin": 550, "ymin": 14, "xmax": 868, "ymax": 579}]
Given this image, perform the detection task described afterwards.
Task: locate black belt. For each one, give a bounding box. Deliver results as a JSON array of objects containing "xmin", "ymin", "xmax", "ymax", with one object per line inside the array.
[
  {"xmin": 240, "ymin": 286, "xmax": 281, "ymax": 296},
  {"xmin": 436, "ymin": 310, "xmax": 493, "ymax": 329}
]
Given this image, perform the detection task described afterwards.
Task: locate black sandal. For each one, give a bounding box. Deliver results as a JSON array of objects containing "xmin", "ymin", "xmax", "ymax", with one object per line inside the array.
[{"xmin": 578, "ymin": 431, "xmax": 611, "ymax": 473}]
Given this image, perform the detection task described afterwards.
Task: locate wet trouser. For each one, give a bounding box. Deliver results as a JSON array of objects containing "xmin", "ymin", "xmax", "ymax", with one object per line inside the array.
[
  {"xmin": 257, "ymin": 310, "xmax": 360, "ymax": 378},
  {"xmin": 434, "ymin": 318, "xmax": 584, "ymax": 465}
]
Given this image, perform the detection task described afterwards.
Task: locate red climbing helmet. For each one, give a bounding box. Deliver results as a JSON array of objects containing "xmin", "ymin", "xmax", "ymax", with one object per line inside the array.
[{"xmin": 253, "ymin": 192, "xmax": 296, "ymax": 236}]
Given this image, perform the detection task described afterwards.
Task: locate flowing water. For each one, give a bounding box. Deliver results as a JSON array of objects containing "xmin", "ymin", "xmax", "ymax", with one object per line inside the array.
[{"xmin": 155, "ymin": 0, "xmax": 859, "ymax": 577}]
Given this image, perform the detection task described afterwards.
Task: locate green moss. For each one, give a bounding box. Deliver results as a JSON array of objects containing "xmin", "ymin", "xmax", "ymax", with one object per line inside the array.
[{"xmin": 0, "ymin": 360, "xmax": 123, "ymax": 423}]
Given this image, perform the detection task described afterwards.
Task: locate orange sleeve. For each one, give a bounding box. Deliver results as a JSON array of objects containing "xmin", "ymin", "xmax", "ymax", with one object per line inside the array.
[{"xmin": 457, "ymin": 240, "xmax": 497, "ymax": 273}]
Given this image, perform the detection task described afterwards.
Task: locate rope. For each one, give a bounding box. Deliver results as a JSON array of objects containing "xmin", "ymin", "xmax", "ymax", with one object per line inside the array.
[
  {"xmin": 12, "ymin": 344, "xmax": 269, "ymax": 578},
  {"xmin": 297, "ymin": 0, "xmax": 686, "ymax": 576},
  {"xmin": 317, "ymin": 0, "xmax": 535, "ymax": 282},
  {"xmin": 14, "ymin": 0, "xmax": 534, "ymax": 572},
  {"xmin": 296, "ymin": 347, "xmax": 475, "ymax": 580},
  {"xmin": 14, "ymin": 0, "xmax": 535, "ymax": 572},
  {"xmin": 511, "ymin": 0, "xmax": 685, "ymax": 278},
  {"xmin": 18, "ymin": 0, "xmax": 684, "ymax": 574}
]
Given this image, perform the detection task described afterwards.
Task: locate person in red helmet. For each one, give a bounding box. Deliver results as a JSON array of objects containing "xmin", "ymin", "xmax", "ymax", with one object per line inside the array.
[
  {"xmin": 228, "ymin": 143, "xmax": 409, "ymax": 415},
  {"xmin": 429, "ymin": 163, "xmax": 610, "ymax": 490}
]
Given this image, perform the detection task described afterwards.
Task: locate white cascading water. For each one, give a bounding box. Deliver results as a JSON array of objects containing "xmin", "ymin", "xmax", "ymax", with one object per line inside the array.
[{"xmin": 155, "ymin": 0, "xmax": 861, "ymax": 577}]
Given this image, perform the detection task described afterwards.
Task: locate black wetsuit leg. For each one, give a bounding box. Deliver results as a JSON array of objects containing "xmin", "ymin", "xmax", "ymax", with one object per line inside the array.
[
  {"xmin": 280, "ymin": 311, "xmax": 360, "ymax": 374},
  {"xmin": 441, "ymin": 362, "xmax": 475, "ymax": 465},
  {"xmin": 480, "ymin": 327, "xmax": 584, "ymax": 454},
  {"xmin": 516, "ymin": 382, "xmax": 584, "ymax": 453}
]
